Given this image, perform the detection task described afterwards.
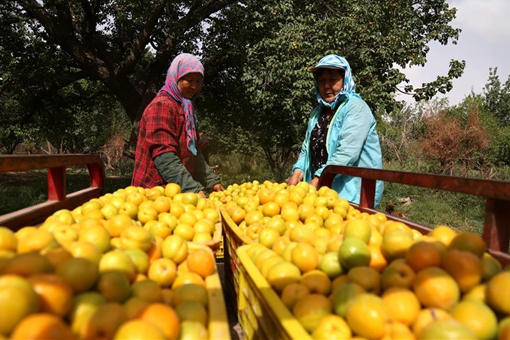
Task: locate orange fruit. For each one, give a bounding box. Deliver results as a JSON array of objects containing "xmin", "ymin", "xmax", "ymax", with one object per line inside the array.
[
  {"xmin": 261, "ymin": 201, "xmax": 280, "ymax": 217},
  {"xmin": 291, "ymin": 242, "xmax": 319, "ymax": 273},
  {"xmin": 368, "ymin": 244, "xmax": 388, "ymax": 272},
  {"xmin": 292, "ymin": 293, "xmax": 332, "ymax": 333},
  {"xmin": 413, "ymin": 266, "xmax": 460, "ymax": 310},
  {"xmin": 405, "ymin": 241, "xmax": 442, "ymax": 273},
  {"xmin": 441, "ymin": 249, "xmax": 483, "ymax": 293},
  {"xmin": 346, "ymin": 293, "xmax": 388, "ymax": 340},
  {"xmin": 280, "ymin": 282, "xmax": 310, "ymax": 310},
  {"xmin": 450, "ymin": 299, "xmax": 498, "ymax": 340},
  {"xmin": 27, "ymin": 273, "xmax": 74, "ymax": 317},
  {"xmin": 288, "ymin": 224, "xmax": 314, "ymax": 244},
  {"xmin": 10, "ymin": 313, "xmax": 74, "ymax": 340},
  {"xmin": 485, "ymin": 271, "xmax": 510, "ymax": 315},
  {"xmin": 448, "ymin": 231, "xmax": 486, "ymax": 258},
  {"xmin": 137, "ymin": 303, "xmax": 180, "ymax": 340},
  {"xmin": 186, "ymin": 248, "xmax": 215, "ymax": 279},
  {"xmin": 381, "ymin": 287, "xmax": 421, "ymax": 326}
]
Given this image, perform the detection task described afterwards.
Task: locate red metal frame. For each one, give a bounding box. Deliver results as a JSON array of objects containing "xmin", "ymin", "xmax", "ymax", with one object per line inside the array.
[
  {"xmin": 319, "ymin": 165, "xmax": 510, "ymax": 265},
  {"xmin": 0, "ymin": 154, "xmax": 106, "ymax": 230}
]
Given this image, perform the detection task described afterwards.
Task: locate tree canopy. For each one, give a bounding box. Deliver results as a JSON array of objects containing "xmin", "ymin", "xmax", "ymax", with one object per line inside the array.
[{"xmin": 1, "ymin": 0, "xmax": 466, "ymax": 173}]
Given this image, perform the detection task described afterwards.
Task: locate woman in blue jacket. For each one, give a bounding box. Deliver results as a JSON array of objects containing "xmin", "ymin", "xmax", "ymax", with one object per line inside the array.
[{"xmin": 287, "ymin": 54, "xmax": 384, "ymax": 207}]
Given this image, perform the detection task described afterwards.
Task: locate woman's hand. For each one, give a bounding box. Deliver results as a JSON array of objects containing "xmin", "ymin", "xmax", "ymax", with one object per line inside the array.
[
  {"xmin": 310, "ymin": 176, "xmax": 320, "ymax": 189},
  {"xmin": 198, "ymin": 191, "xmax": 207, "ymax": 198},
  {"xmin": 287, "ymin": 170, "xmax": 304, "ymax": 186},
  {"xmin": 212, "ymin": 184, "xmax": 225, "ymax": 192}
]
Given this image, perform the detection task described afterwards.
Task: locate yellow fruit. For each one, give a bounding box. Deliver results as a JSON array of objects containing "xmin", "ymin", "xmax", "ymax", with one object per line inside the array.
[
  {"xmin": 343, "ymin": 219, "xmax": 372, "ymax": 244},
  {"xmin": 413, "ymin": 267, "xmax": 460, "ymax": 310},
  {"xmin": 301, "ymin": 269, "xmax": 332, "ymax": 295},
  {"xmin": 114, "ymin": 319, "xmax": 166, "ymax": 340},
  {"xmin": 346, "ymin": 293, "xmax": 388, "ymax": 340},
  {"xmin": 312, "ymin": 314, "xmax": 352, "ymax": 339},
  {"xmin": 0, "ymin": 275, "xmax": 40, "ymax": 335},
  {"xmin": 266, "ymin": 261, "xmax": 301, "ymax": 293},
  {"xmin": 429, "ymin": 225, "xmax": 457, "ymax": 247},
  {"xmin": 450, "ymin": 299, "xmax": 498, "ymax": 340},
  {"xmin": 381, "ymin": 229, "xmax": 414, "ymax": 261},
  {"xmin": 292, "ymin": 293, "xmax": 332, "ymax": 333},
  {"xmin": 485, "ymin": 271, "xmax": 510, "ymax": 315},
  {"xmin": 462, "ymin": 284, "xmax": 486, "ymax": 303},
  {"xmin": 381, "ymin": 287, "xmax": 421, "ymax": 326}
]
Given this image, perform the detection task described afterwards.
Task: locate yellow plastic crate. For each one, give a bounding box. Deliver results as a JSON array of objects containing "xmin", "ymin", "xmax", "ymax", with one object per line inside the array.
[
  {"xmin": 219, "ymin": 205, "xmax": 254, "ymax": 319},
  {"xmin": 189, "ymin": 244, "xmax": 231, "ymax": 339},
  {"xmin": 237, "ymin": 245, "xmax": 312, "ymax": 340}
]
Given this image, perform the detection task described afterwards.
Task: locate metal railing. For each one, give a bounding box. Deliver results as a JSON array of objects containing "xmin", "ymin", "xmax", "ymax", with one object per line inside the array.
[{"xmin": 0, "ymin": 154, "xmax": 105, "ymax": 230}]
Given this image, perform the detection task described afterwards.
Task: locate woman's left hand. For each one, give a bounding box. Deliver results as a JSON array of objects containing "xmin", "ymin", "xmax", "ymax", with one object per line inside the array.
[
  {"xmin": 212, "ymin": 184, "xmax": 225, "ymax": 192},
  {"xmin": 310, "ymin": 176, "xmax": 320, "ymax": 189}
]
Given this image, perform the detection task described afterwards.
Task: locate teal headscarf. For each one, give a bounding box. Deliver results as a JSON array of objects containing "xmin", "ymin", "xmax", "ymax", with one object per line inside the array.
[{"xmin": 311, "ymin": 54, "xmax": 358, "ymax": 111}]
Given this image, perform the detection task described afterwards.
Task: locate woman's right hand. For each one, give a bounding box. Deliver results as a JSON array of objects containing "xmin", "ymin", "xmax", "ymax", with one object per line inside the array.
[{"xmin": 287, "ymin": 170, "xmax": 304, "ymax": 186}]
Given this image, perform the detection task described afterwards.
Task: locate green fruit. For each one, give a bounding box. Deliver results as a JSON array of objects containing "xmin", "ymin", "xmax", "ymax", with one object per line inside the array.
[{"xmin": 338, "ymin": 236, "xmax": 371, "ymax": 269}]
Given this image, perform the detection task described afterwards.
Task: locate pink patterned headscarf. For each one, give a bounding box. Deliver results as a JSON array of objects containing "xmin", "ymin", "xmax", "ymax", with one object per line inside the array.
[{"xmin": 159, "ymin": 53, "xmax": 204, "ymax": 155}]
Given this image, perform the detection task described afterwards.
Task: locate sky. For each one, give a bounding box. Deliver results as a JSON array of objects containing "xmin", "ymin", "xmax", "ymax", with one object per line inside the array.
[{"xmin": 396, "ymin": 0, "xmax": 510, "ymax": 106}]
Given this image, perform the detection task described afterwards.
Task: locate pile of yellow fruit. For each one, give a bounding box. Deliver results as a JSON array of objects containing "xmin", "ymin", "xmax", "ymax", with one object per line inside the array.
[
  {"xmin": 0, "ymin": 183, "xmax": 227, "ymax": 339},
  {"xmin": 214, "ymin": 180, "xmax": 510, "ymax": 339}
]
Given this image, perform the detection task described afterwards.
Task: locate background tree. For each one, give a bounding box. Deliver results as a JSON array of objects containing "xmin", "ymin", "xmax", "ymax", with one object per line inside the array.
[{"xmin": 2, "ymin": 0, "xmax": 465, "ymax": 176}]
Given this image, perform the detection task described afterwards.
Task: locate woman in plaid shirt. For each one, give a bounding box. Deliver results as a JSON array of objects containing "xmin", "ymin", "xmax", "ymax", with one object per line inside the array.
[{"xmin": 132, "ymin": 53, "xmax": 224, "ymax": 197}]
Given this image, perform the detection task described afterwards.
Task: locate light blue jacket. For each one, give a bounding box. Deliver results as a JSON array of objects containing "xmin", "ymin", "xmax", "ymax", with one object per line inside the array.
[{"xmin": 292, "ymin": 94, "xmax": 384, "ymax": 207}]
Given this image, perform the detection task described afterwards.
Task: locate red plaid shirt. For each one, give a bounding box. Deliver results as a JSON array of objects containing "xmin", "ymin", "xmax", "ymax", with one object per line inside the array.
[{"xmin": 131, "ymin": 93, "xmax": 197, "ymax": 188}]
